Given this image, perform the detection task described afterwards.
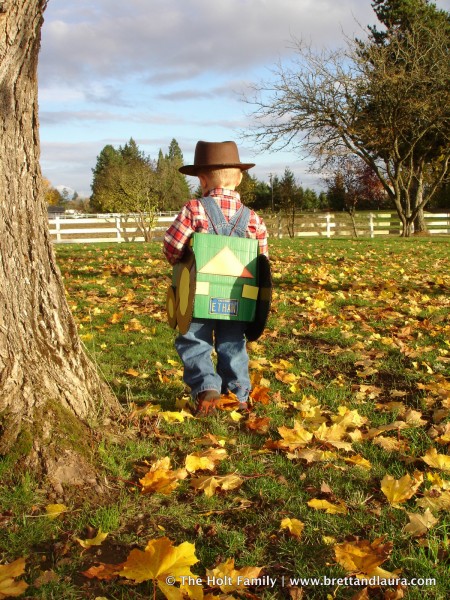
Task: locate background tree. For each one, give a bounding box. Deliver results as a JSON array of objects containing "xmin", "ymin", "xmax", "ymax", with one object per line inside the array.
[
  {"xmin": 156, "ymin": 139, "xmax": 191, "ymax": 210},
  {"xmin": 90, "ymin": 144, "xmax": 122, "ymax": 213},
  {"xmin": 326, "ymin": 158, "xmax": 389, "ymax": 214},
  {"xmin": 91, "ymin": 138, "xmax": 159, "ymax": 241},
  {"xmin": 42, "ymin": 177, "xmax": 63, "ymax": 206},
  {"xmin": 247, "ymin": 0, "xmax": 449, "ymax": 236},
  {"xmin": 363, "ymin": 0, "xmax": 450, "ymax": 233},
  {"xmin": 237, "ymin": 171, "xmax": 257, "ymax": 207},
  {"xmin": 278, "ymin": 167, "xmax": 303, "ymax": 237},
  {"xmin": 0, "ymin": 1, "xmax": 120, "ymax": 483}
]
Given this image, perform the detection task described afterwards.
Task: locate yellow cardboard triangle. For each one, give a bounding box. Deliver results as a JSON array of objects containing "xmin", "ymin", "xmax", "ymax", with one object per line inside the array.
[{"xmin": 199, "ymin": 246, "xmax": 253, "ymax": 278}]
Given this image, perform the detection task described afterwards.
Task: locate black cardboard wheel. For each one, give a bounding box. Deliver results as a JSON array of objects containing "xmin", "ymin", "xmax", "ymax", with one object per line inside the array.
[
  {"xmin": 245, "ymin": 254, "xmax": 272, "ymax": 341},
  {"xmin": 166, "ymin": 285, "xmax": 178, "ymax": 329}
]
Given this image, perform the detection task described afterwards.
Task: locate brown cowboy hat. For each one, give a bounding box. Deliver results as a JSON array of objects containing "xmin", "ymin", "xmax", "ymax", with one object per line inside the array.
[{"xmin": 179, "ymin": 140, "xmax": 255, "ymax": 176}]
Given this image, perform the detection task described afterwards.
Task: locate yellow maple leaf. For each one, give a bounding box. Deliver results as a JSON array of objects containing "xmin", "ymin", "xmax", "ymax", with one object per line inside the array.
[
  {"xmin": 313, "ymin": 423, "xmax": 352, "ymax": 451},
  {"xmin": 372, "ymin": 436, "xmax": 409, "ymax": 453},
  {"xmin": 76, "ymin": 529, "xmax": 108, "ymax": 549},
  {"xmin": 119, "ymin": 537, "xmax": 199, "ymax": 598},
  {"xmin": 421, "ymin": 447, "xmax": 450, "ymax": 472},
  {"xmin": 307, "ymin": 498, "xmax": 348, "ymax": 515},
  {"xmin": 139, "ymin": 457, "xmax": 187, "ymax": 495},
  {"xmin": 158, "ymin": 410, "xmax": 193, "ymax": 423},
  {"xmin": 277, "ymin": 421, "xmax": 313, "ymax": 450},
  {"xmin": 404, "ymin": 509, "xmax": 439, "ymax": 537},
  {"xmin": 332, "ymin": 407, "xmax": 368, "ymax": 428},
  {"xmin": 245, "ymin": 415, "xmax": 270, "ymax": 434},
  {"xmin": 416, "ymin": 490, "xmax": 450, "ymax": 512},
  {"xmin": 403, "ymin": 409, "xmax": 427, "ymax": 427},
  {"xmin": 124, "ymin": 318, "xmax": 144, "ymax": 332},
  {"xmin": 191, "ymin": 474, "xmax": 243, "ymax": 497},
  {"xmin": 381, "ymin": 471, "xmax": 424, "ymax": 507},
  {"xmin": 0, "ymin": 558, "xmax": 28, "ymax": 599},
  {"xmin": 228, "ymin": 410, "xmax": 243, "ymax": 422},
  {"xmin": 125, "ymin": 368, "xmax": 140, "ymax": 377},
  {"xmin": 45, "ymin": 503, "xmax": 68, "ymax": 519},
  {"xmin": 185, "ymin": 449, "xmax": 227, "ymax": 473},
  {"xmin": 275, "ymin": 371, "xmax": 299, "ymax": 385},
  {"xmin": 294, "ymin": 449, "xmax": 337, "ymax": 463},
  {"xmin": 206, "ymin": 558, "xmax": 263, "ymax": 593},
  {"xmin": 334, "ymin": 538, "xmax": 393, "ymax": 576},
  {"xmin": 343, "ymin": 455, "xmax": 372, "ymax": 470},
  {"xmin": 280, "ymin": 518, "xmax": 304, "ymax": 538}
]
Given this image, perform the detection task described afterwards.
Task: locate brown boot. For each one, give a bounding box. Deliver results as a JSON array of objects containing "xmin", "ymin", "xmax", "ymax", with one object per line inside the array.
[{"xmin": 196, "ymin": 390, "xmax": 221, "ymax": 415}]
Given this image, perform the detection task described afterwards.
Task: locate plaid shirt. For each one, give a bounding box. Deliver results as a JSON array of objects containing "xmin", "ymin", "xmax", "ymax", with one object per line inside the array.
[{"xmin": 163, "ymin": 188, "xmax": 269, "ymax": 265}]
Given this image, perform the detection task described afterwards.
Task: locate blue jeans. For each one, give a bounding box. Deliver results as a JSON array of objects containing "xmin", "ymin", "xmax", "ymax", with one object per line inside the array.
[{"xmin": 175, "ymin": 318, "xmax": 251, "ymax": 402}]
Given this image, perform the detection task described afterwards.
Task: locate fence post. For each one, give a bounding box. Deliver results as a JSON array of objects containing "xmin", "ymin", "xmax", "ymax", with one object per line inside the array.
[
  {"xmin": 55, "ymin": 216, "xmax": 61, "ymax": 242},
  {"xmin": 369, "ymin": 213, "xmax": 375, "ymax": 238},
  {"xmin": 115, "ymin": 215, "xmax": 123, "ymax": 242},
  {"xmin": 326, "ymin": 214, "xmax": 331, "ymax": 238}
]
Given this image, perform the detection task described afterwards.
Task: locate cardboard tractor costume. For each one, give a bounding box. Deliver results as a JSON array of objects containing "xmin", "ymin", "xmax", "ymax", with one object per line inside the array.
[{"xmin": 166, "ymin": 233, "xmax": 272, "ymax": 341}]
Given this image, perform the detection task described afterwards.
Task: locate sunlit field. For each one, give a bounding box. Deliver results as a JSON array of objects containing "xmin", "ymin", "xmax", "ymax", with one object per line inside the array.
[{"xmin": 1, "ymin": 237, "xmax": 449, "ymax": 600}]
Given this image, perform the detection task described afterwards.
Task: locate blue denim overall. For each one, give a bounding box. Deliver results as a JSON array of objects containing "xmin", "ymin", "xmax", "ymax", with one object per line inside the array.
[{"xmin": 175, "ymin": 197, "xmax": 252, "ymax": 402}]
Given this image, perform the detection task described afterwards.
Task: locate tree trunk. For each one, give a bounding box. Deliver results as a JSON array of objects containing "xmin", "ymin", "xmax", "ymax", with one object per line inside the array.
[
  {"xmin": 0, "ymin": 1, "xmax": 121, "ymax": 491},
  {"xmin": 413, "ymin": 207, "xmax": 428, "ymax": 235}
]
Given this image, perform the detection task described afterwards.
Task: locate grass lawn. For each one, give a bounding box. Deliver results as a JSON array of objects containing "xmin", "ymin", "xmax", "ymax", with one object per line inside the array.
[{"xmin": 0, "ymin": 237, "xmax": 449, "ymax": 599}]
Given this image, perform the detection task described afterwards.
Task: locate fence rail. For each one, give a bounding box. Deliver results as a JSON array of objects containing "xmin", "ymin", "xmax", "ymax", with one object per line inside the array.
[{"xmin": 48, "ymin": 211, "xmax": 450, "ymax": 244}]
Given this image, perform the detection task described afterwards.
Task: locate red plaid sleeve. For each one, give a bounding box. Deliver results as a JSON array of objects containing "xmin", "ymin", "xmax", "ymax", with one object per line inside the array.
[{"xmin": 163, "ymin": 200, "xmax": 205, "ymax": 264}]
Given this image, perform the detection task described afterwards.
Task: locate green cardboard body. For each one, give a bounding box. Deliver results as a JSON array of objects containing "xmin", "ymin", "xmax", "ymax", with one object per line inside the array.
[{"xmin": 191, "ymin": 233, "xmax": 259, "ymax": 322}]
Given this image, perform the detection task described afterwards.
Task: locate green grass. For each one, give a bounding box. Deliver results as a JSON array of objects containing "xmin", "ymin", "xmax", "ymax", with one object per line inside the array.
[{"xmin": 0, "ymin": 237, "xmax": 449, "ymax": 599}]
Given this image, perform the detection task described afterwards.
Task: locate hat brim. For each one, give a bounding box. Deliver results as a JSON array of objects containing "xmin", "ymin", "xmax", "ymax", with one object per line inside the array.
[{"xmin": 179, "ymin": 162, "xmax": 255, "ymax": 176}]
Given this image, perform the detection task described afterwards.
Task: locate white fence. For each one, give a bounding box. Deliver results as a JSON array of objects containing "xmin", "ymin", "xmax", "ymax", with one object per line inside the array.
[{"xmin": 48, "ymin": 211, "xmax": 450, "ymax": 244}]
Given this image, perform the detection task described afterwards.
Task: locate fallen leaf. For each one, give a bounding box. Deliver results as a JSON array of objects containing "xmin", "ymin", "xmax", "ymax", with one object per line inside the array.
[
  {"xmin": 125, "ymin": 368, "xmax": 140, "ymax": 377},
  {"xmin": 76, "ymin": 529, "xmax": 108, "ymax": 549},
  {"xmin": 249, "ymin": 385, "xmax": 270, "ymax": 405},
  {"xmin": 277, "ymin": 421, "xmax": 313, "ymax": 450},
  {"xmin": 191, "ymin": 474, "xmax": 243, "ymax": 497},
  {"xmin": 206, "ymin": 558, "xmax": 263, "ymax": 593},
  {"xmin": 158, "ymin": 410, "xmax": 194, "ymax": 423},
  {"xmin": 416, "ymin": 489, "xmax": 450, "ymax": 512},
  {"xmin": 245, "ymin": 416, "xmax": 270, "ymax": 434},
  {"xmin": 403, "ymin": 509, "xmax": 438, "ymax": 537},
  {"xmin": 0, "ymin": 558, "xmax": 28, "ymax": 598},
  {"xmin": 381, "ymin": 471, "xmax": 424, "ymax": 507},
  {"xmin": 45, "ymin": 503, "xmax": 68, "ymax": 519},
  {"xmin": 344, "ymin": 455, "xmax": 372, "ymax": 470},
  {"xmin": 229, "ymin": 410, "xmax": 244, "ymax": 422},
  {"xmin": 82, "ymin": 562, "xmax": 125, "ymax": 581},
  {"xmin": 372, "ymin": 436, "xmax": 409, "ymax": 453},
  {"xmin": 307, "ymin": 498, "xmax": 348, "ymax": 515},
  {"xmin": 294, "ymin": 449, "xmax": 338, "ymax": 463},
  {"xmin": 185, "ymin": 449, "xmax": 228, "ymax": 473},
  {"xmin": 140, "ymin": 457, "xmax": 187, "ymax": 495},
  {"xmin": 280, "ymin": 518, "xmax": 304, "ymax": 538},
  {"xmin": 119, "ymin": 536, "xmax": 199, "ymax": 599},
  {"xmin": 421, "ymin": 447, "xmax": 450, "ymax": 472},
  {"xmin": 334, "ymin": 538, "xmax": 393, "ymax": 576}
]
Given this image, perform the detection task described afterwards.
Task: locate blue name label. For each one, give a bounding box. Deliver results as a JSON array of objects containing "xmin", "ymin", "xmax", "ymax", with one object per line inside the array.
[{"xmin": 209, "ymin": 298, "xmax": 239, "ymax": 316}]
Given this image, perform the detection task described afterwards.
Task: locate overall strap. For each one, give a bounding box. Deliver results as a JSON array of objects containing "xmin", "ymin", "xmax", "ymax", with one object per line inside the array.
[
  {"xmin": 200, "ymin": 196, "xmax": 251, "ymax": 238},
  {"xmin": 228, "ymin": 204, "xmax": 251, "ymax": 237}
]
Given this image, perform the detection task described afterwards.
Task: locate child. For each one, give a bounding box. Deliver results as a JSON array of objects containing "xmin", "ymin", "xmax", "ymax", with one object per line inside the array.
[{"xmin": 163, "ymin": 140, "xmax": 268, "ymax": 414}]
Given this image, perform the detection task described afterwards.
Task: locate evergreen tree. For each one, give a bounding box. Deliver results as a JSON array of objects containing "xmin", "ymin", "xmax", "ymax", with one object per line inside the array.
[
  {"xmin": 156, "ymin": 139, "xmax": 191, "ymax": 211},
  {"xmin": 90, "ymin": 144, "xmax": 122, "ymax": 212}
]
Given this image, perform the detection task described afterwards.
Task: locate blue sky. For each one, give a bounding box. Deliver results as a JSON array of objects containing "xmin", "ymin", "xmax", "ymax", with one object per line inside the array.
[{"xmin": 38, "ymin": 0, "xmax": 450, "ymax": 197}]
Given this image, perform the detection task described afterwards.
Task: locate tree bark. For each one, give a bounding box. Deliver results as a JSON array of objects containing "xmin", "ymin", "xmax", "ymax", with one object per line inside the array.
[{"xmin": 0, "ymin": 1, "xmax": 121, "ymax": 490}]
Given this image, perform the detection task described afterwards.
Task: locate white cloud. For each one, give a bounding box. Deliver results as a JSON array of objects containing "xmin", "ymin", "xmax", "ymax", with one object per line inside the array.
[
  {"xmin": 38, "ymin": 0, "xmax": 450, "ymax": 196},
  {"xmin": 39, "ymin": 0, "xmax": 375, "ymax": 87}
]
